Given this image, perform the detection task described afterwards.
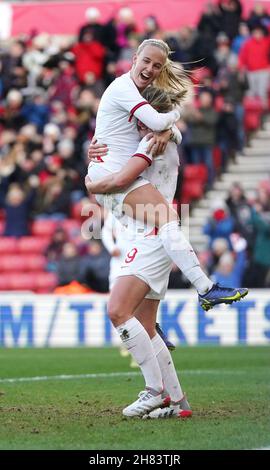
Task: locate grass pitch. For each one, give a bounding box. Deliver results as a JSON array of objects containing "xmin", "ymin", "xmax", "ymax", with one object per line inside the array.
[{"xmin": 0, "ymin": 346, "xmax": 269, "ymax": 450}]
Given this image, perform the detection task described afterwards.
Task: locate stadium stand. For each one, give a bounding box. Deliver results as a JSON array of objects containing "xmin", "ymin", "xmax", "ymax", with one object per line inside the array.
[{"xmin": 0, "ymin": 0, "xmax": 270, "ymax": 291}]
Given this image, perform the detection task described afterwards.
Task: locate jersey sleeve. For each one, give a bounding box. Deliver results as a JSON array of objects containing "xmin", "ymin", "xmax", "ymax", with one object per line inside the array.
[
  {"xmin": 131, "ymin": 135, "xmax": 154, "ymax": 166},
  {"xmin": 114, "ymin": 75, "xmax": 180, "ymax": 131},
  {"xmin": 134, "ymin": 106, "xmax": 180, "ymax": 132},
  {"xmin": 171, "ymin": 124, "xmax": 182, "ymax": 145},
  {"xmin": 114, "ymin": 76, "xmax": 149, "ymax": 116}
]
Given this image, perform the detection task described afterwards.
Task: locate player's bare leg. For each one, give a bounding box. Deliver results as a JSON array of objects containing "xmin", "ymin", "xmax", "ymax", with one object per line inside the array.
[
  {"xmin": 135, "ymin": 298, "xmax": 192, "ymax": 418},
  {"xmin": 124, "ymin": 184, "xmax": 213, "ymax": 295},
  {"xmin": 108, "ymin": 276, "xmax": 163, "ymax": 416},
  {"xmin": 124, "ymin": 184, "xmax": 248, "ymax": 306}
]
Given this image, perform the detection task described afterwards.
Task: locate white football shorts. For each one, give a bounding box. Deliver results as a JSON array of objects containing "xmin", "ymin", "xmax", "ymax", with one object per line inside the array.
[
  {"xmin": 119, "ymin": 237, "xmax": 172, "ymax": 300},
  {"xmin": 88, "ymin": 162, "xmax": 149, "ymax": 220}
]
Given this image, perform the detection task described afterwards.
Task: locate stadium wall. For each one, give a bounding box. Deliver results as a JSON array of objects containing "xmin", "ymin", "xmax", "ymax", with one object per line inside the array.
[
  {"xmin": 1, "ymin": 0, "xmax": 270, "ymax": 38},
  {"xmin": 0, "ymin": 290, "xmax": 269, "ymax": 347}
]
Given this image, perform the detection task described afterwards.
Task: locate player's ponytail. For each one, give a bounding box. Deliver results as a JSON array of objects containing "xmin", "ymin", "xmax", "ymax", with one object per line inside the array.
[{"xmin": 154, "ymin": 59, "xmax": 192, "ymax": 101}]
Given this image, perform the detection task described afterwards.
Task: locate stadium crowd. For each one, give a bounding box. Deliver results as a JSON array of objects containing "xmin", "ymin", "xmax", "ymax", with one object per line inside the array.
[{"xmin": 0, "ymin": 0, "xmax": 270, "ymax": 292}]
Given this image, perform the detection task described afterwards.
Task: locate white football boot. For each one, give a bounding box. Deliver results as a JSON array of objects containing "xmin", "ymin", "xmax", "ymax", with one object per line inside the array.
[
  {"xmin": 142, "ymin": 395, "xmax": 192, "ymax": 419},
  {"xmin": 123, "ymin": 390, "xmax": 163, "ymax": 417}
]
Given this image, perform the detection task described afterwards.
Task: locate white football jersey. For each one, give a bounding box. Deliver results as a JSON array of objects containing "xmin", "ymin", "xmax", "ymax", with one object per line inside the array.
[
  {"xmin": 94, "ymin": 72, "xmax": 179, "ymax": 172},
  {"xmin": 137, "ymin": 139, "xmax": 179, "ymax": 204},
  {"xmin": 122, "ymin": 137, "xmax": 180, "ymax": 239}
]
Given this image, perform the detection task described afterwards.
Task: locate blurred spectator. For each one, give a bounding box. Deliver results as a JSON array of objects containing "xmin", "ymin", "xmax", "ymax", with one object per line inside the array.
[
  {"xmin": 45, "ymin": 226, "xmax": 68, "ymax": 272},
  {"xmin": 0, "ymin": 3, "xmax": 270, "ymax": 291},
  {"xmin": 141, "ymin": 15, "xmax": 161, "ymax": 40},
  {"xmin": 247, "ymin": 3, "xmax": 270, "ymax": 32},
  {"xmin": 22, "ymin": 34, "xmax": 51, "ymax": 88},
  {"xmin": 226, "ymin": 182, "xmax": 255, "ymax": 248},
  {"xmin": 231, "ymin": 21, "xmax": 250, "ymax": 54},
  {"xmin": 197, "ymin": 2, "xmax": 221, "ymax": 39},
  {"xmin": 57, "ymin": 242, "xmax": 81, "ymax": 286},
  {"xmin": 2, "ymin": 176, "xmax": 38, "ymax": 237},
  {"xmin": 79, "ymin": 240, "xmax": 110, "ymax": 292},
  {"xmin": 49, "ymin": 55, "xmax": 77, "ymax": 109},
  {"xmin": 208, "ymin": 237, "xmax": 230, "ymax": 273},
  {"xmin": 42, "ymin": 122, "xmax": 61, "ymax": 155},
  {"xmin": 36, "ymin": 179, "xmax": 71, "ymax": 220},
  {"xmin": 78, "ymin": 7, "xmax": 104, "ymax": 43},
  {"xmin": 218, "ymin": 0, "xmax": 242, "ymax": 40},
  {"xmin": 72, "ymin": 29, "xmax": 105, "ymax": 85},
  {"xmin": 0, "ymin": 40, "xmax": 27, "ymax": 95},
  {"xmin": 211, "ymin": 234, "xmax": 247, "ymax": 287},
  {"xmin": 184, "ymin": 91, "xmax": 218, "ymax": 186},
  {"xmin": 21, "ymin": 88, "xmax": 49, "ymax": 132},
  {"xmin": 214, "ymin": 32, "xmax": 234, "ymax": 68},
  {"xmin": 216, "ymin": 98, "xmax": 238, "ymax": 171},
  {"xmin": 247, "ymin": 201, "xmax": 270, "ymax": 287},
  {"xmin": 0, "ymin": 89, "xmax": 26, "ymax": 131},
  {"xmin": 176, "ymin": 26, "xmax": 198, "ymax": 64},
  {"xmin": 203, "ymin": 200, "xmax": 234, "ymax": 248},
  {"xmin": 115, "ymin": 7, "xmax": 137, "ymax": 50},
  {"xmin": 216, "ymin": 54, "xmax": 248, "ymax": 150},
  {"xmin": 239, "ymin": 24, "xmax": 270, "ymax": 108}
]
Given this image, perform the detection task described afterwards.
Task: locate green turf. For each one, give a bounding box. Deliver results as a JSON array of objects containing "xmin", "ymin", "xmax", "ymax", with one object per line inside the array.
[{"xmin": 0, "ymin": 346, "xmax": 269, "ymax": 450}]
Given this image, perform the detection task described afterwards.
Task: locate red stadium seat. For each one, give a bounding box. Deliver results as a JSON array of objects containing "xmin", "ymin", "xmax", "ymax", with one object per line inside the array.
[
  {"xmin": 31, "ymin": 220, "xmax": 57, "ymax": 237},
  {"xmin": 0, "ymin": 255, "xmax": 27, "ymax": 272},
  {"xmin": 181, "ymin": 181, "xmax": 204, "ymax": 204},
  {"xmin": 191, "ymin": 67, "xmax": 212, "ymax": 85},
  {"xmin": 17, "ymin": 237, "xmax": 50, "ymax": 254},
  {"xmin": 0, "ymin": 273, "xmax": 36, "ymax": 291},
  {"xmin": 244, "ymin": 112, "xmax": 261, "ymax": 132},
  {"xmin": 71, "ymin": 201, "xmax": 84, "ymax": 220},
  {"xmin": 214, "ymin": 95, "xmax": 224, "ymax": 112},
  {"xmin": 0, "ymin": 220, "xmax": 5, "ymax": 235},
  {"xmin": 213, "ymin": 146, "xmax": 222, "ymax": 171},
  {"xmin": 184, "ymin": 164, "xmax": 208, "ymax": 186},
  {"xmin": 35, "ymin": 272, "xmax": 58, "ymax": 293},
  {"xmin": 0, "ymin": 271, "xmax": 57, "ymax": 292},
  {"xmin": 0, "ymin": 237, "xmax": 18, "ymax": 254},
  {"xmin": 61, "ymin": 218, "xmax": 81, "ymax": 236},
  {"xmin": 25, "ymin": 254, "xmax": 47, "ymax": 271},
  {"xmin": 0, "ymin": 254, "xmax": 46, "ymax": 272},
  {"xmin": 243, "ymin": 96, "xmax": 264, "ymax": 112},
  {"xmin": 243, "ymin": 97, "xmax": 263, "ymax": 132}
]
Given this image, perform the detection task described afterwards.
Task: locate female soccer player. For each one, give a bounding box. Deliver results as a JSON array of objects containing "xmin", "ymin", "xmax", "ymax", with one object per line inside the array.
[
  {"xmin": 86, "ymin": 40, "xmax": 248, "ymax": 415},
  {"xmin": 88, "ymin": 38, "xmax": 248, "ymax": 309},
  {"xmin": 86, "ymin": 87, "xmax": 192, "ymax": 418}
]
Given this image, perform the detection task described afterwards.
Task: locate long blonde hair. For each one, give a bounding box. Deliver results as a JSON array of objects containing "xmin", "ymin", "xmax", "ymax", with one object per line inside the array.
[
  {"xmin": 137, "ymin": 39, "xmax": 192, "ymax": 101},
  {"xmin": 141, "ymin": 86, "xmax": 182, "ymax": 113}
]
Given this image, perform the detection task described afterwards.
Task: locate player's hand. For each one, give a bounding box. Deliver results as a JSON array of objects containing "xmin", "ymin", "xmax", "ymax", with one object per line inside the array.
[
  {"xmin": 88, "ymin": 137, "xmax": 108, "ymax": 162},
  {"xmin": 147, "ymin": 129, "xmax": 171, "ymax": 156}
]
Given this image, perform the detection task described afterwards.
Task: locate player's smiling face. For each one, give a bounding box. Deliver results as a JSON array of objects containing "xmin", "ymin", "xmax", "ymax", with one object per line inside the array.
[{"xmin": 131, "ymin": 45, "xmax": 166, "ymax": 91}]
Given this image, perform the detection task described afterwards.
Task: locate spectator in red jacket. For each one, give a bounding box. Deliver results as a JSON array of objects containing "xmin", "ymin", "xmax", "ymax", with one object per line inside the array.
[
  {"xmin": 72, "ymin": 29, "xmax": 105, "ymax": 85},
  {"xmin": 238, "ymin": 24, "xmax": 270, "ymax": 108}
]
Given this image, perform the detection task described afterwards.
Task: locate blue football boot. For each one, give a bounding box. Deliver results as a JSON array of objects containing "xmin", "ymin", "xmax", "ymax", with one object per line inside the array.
[
  {"xmin": 199, "ymin": 284, "xmax": 248, "ymax": 311},
  {"xmin": 156, "ymin": 323, "xmax": 176, "ymax": 351}
]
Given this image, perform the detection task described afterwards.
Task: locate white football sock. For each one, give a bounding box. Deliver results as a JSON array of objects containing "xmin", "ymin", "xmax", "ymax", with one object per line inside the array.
[
  {"xmin": 151, "ymin": 333, "xmax": 183, "ymax": 403},
  {"xmin": 116, "ymin": 317, "xmax": 163, "ymax": 394},
  {"xmin": 159, "ymin": 220, "xmax": 213, "ymax": 295}
]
